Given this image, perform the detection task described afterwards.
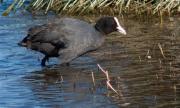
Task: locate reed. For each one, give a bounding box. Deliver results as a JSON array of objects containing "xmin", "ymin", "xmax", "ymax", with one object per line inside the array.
[{"xmin": 1, "ymin": 0, "xmax": 180, "ymax": 16}]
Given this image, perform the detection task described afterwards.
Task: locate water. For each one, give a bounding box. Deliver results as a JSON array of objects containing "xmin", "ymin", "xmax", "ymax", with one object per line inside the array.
[{"xmin": 0, "ymin": 2, "xmax": 180, "ymax": 108}]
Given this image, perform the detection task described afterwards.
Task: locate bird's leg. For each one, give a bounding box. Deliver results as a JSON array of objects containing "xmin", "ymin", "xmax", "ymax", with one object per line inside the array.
[
  {"xmin": 58, "ymin": 52, "xmax": 78, "ymax": 67},
  {"xmin": 41, "ymin": 56, "xmax": 49, "ymax": 66},
  {"xmin": 66, "ymin": 63, "xmax": 70, "ymax": 66},
  {"xmin": 61, "ymin": 62, "xmax": 70, "ymax": 66},
  {"xmin": 46, "ymin": 57, "xmax": 49, "ymax": 62},
  {"xmin": 58, "ymin": 48, "xmax": 82, "ymax": 67}
]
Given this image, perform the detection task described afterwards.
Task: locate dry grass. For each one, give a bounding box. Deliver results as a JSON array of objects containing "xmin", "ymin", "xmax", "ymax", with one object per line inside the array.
[
  {"xmin": 1, "ymin": 0, "xmax": 180, "ymax": 16},
  {"xmin": 97, "ymin": 64, "xmax": 130, "ymax": 106}
]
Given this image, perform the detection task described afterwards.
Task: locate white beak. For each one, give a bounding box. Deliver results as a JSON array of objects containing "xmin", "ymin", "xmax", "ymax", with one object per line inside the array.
[
  {"xmin": 117, "ymin": 26, "xmax": 126, "ymax": 35},
  {"xmin": 114, "ymin": 17, "xmax": 127, "ymax": 35}
]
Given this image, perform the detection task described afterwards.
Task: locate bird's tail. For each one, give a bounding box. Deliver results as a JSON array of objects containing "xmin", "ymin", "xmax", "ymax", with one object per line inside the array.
[{"xmin": 18, "ymin": 35, "xmax": 31, "ymax": 48}]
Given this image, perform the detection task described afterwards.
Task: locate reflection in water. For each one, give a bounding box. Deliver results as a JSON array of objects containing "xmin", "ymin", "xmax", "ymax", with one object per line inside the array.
[{"xmin": 23, "ymin": 67, "xmax": 118, "ymax": 108}]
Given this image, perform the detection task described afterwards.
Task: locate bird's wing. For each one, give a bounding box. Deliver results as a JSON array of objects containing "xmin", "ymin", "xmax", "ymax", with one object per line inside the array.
[{"xmin": 27, "ymin": 22, "xmax": 68, "ymax": 48}]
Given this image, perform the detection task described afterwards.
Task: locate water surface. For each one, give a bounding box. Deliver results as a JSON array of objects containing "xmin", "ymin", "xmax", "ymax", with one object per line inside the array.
[{"xmin": 0, "ymin": 2, "xmax": 180, "ymax": 108}]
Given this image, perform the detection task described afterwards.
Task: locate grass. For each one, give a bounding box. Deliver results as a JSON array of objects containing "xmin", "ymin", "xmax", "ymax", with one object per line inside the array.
[{"xmin": 1, "ymin": 0, "xmax": 180, "ymax": 16}]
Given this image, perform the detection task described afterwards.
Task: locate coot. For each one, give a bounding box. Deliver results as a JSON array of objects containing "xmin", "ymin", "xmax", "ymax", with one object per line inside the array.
[{"xmin": 18, "ymin": 16, "xmax": 126, "ymax": 66}]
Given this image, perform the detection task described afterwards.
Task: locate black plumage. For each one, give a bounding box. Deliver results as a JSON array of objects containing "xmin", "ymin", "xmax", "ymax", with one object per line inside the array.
[{"xmin": 18, "ymin": 17, "xmax": 126, "ymax": 66}]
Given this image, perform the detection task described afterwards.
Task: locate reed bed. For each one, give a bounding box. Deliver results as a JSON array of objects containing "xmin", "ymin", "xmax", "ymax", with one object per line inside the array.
[{"xmin": 2, "ymin": 0, "xmax": 180, "ymax": 16}]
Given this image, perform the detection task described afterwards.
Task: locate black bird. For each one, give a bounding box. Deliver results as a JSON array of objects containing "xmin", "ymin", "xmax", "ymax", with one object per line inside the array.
[{"xmin": 18, "ymin": 16, "xmax": 126, "ymax": 66}]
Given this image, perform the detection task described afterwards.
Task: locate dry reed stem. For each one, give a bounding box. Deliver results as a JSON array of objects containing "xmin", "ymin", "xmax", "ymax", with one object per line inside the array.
[
  {"xmin": 2, "ymin": 0, "xmax": 179, "ymax": 16},
  {"xmin": 139, "ymin": 56, "xmax": 142, "ymax": 62},
  {"xmin": 146, "ymin": 49, "xmax": 152, "ymax": 59},
  {"xmin": 97, "ymin": 64, "xmax": 120, "ymax": 95},
  {"xmin": 60, "ymin": 75, "xmax": 63, "ymax": 83},
  {"xmin": 97, "ymin": 64, "xmax": 130, "ymax": 106},
  {"xmin": 158, "ymin": 43, "xmax": 166, "ymax": 59},
  {"xmin": 91, "ymin": 71, "xmax": 96, "ymax": 87},
  {"xmin": 55, "ymin": 75, "xmax": 63, "ymax": 84}
]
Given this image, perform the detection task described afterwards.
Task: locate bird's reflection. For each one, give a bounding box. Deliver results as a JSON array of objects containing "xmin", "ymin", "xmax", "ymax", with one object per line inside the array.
[{"xmin": 22, "ymin": 66, "xmax": 114, "ymax": 107}]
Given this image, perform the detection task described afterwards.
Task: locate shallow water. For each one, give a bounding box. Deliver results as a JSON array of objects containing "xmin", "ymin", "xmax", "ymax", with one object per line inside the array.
[{"xmin": 0, "ymin": 2, "xmax": 180, "ymax": 108}]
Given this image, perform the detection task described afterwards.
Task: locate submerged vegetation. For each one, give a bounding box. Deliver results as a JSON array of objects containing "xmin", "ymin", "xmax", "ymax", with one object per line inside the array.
[{"xmin": 1, "ymin": 0, "xmax": 180, "ymax": 16}]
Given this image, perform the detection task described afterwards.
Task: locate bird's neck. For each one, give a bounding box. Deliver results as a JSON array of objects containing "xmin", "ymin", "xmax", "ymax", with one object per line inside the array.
[{"xmin": 94, "ymin": 24, "xmax": 106, "ymax": 35}]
